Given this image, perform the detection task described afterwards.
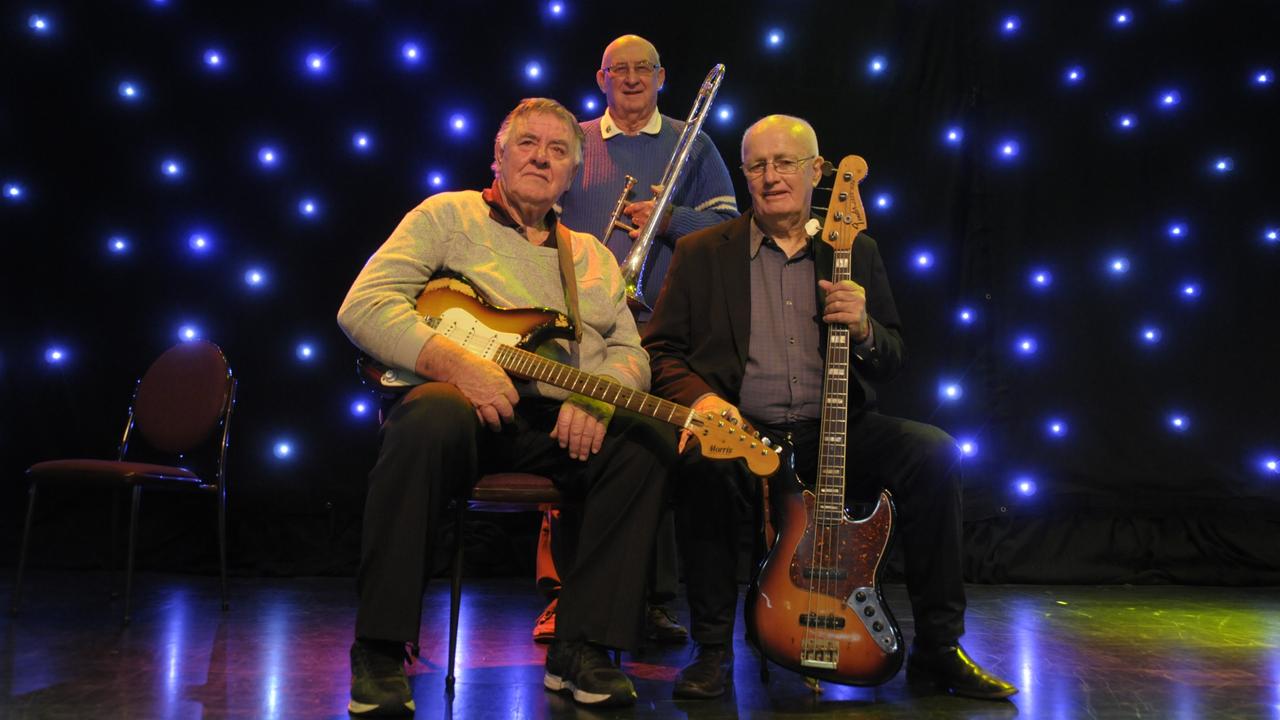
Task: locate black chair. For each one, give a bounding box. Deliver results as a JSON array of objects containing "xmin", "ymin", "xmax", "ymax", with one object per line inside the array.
[{"xmin": 11, "ymin": 340, "xmax": 237, "ymax": 623}]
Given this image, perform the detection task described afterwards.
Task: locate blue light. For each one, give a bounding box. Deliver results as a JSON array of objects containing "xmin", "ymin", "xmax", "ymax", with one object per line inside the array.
[
  {"xmin": 352, "ymin": 131, "xmax": 372, "ymax": 152},
  {"xmin": 1255, "ymin": 69, "xmax": 1274, "ymax": 86},
  {"xmin": 258, "ymin": 146, "xmax": 279, "ymax": 167},
  {"xmin": 160, "ymin": 158, "xmax": 183, "ymax": 180},
  {"xmin": 1264, "ymin": 227, "xmax": 1278, "ymax": 244},
  {"xmin": 188, "ymin": 232, "xmax": 211, "ymax": 254},
  {"xmin": 913, "ymin": 251, "xmax": 935, "ymax": 270},
  {"xmin": 1179, "ymin": 281, "xmax": 1201, "ymax": 300},
  {"xmin": 997, "ymin": 138, "xmax": 1020, "ymax": 160},
  {"xmin": 351, "ymin": 399, "xmax": 371, "ymax": 417},
  {"xmin": 273, "ymin": 440, "xmax": 293, "ymax": 460},
  {"xmin": 583, "ymin": 97, "xmax": 598, "ymax": 113},
  {"xmin": 449, "ymin": 113, "xmax": 468, "ymax": 135},
  {"xmin": 716, "ymin": 106, "xmax": 733, "ymax": 124},
  {"xmin": 1167, "ymin": 412, "xmax": 1189, "ymax": 433},
  {"xmin": 108, "ymin": 236, "xmax": 129, "ymax": 254},
  {"xmin": 1167, "ymin": 221, "xmax": 1187, "ymax": 240},
  {"xmin": 44, "ymin": 346, "xmax": 67, "ymax": 365},
  {"xmin": 1064, "ymin": 66, "xmax": 1085, "ymax": 85},
  {"xmin": 244, "ymin": 267, "xmax": 267, "ymax": 288},
  {"xmin": 548, "ymin": 1, "xmax": 565, "ymax": 16},
  {"xmin": 178, "ymin": 324, "xmax": 200, "ymax": 342},
  {"xmin": 766, "ymin": 29, "xmax": 784, "ymax": 48},
  {"xmin": 118, "ymin": 80, "xmax": 141, "ymax": 101},
  {"xmin": 1014, "ymin": 476, "xmax": 1037, "ymax": 497},
  {"xmin": 295, "ymin": 343, "xmax": 315, "ymax": 361},
  {"xmin": 1157, "ymin": 88, "xmax": 1181, "ymax": 109},
  {"xmin": 1113, "ymin": 8, "xmax": 1132, "ymax": 26},
  {"xmin": 873, "ymin": 193, "xmax": 892, "ymax": 211},
  {"xmin": 943, "ymin": 126, "xmax": 963, "ymax": 146},
  {"xmin": 1046, "ymin": 418, "xmax": 1068, "ymax": 438},
  {"xmin": 298, "ymin": 197, "xmax": 319, "ymax": 218},
  {"xmin": 1212, "ymin": 156, "xmax": 1234, "ymax": 174},
  {"xmin": 1117, "ymin": 113, "xmax": 1138, "ymax": 131},
  {"xmin": 1107, "ymin": 256, "xmax": 1130, "ymax": 275},
  {"xmin": 938, "ymin": 380, "xmax": 963, "ymax": 402},
  {"xmin": 28, "ymin": 14, "xmax": 50, "ymax": 33},
  {"xmin": 957, "ymin": 306, "xmax": 976, "ymax": 326},
  {"xmin": 525, "ymin": 61, "xmax": 543, "ymax": 80},
  {"xmin": 1260, "ymin": 456, "xmax": 1279, "ymax": 475},
  {"xmin": 1000, "ymin": 15, "xmax": 1021, "ymax": 35},
  {"xmin": 427, "ymin": 171, "xmax": 446, "ymax": 190},
  {"xmin": 3, "ymin": 182, "xmax": 22, "ymax": 201},
  {"xmin": 1015, "ymin": 335, "xmax": 1038, "ymax": 356},
  {"xmin": 1139, "ymin": 325, "xmax": 1162, "ymax": 345},
  {"xmin": 1030, "ymin": 268, "xmax": 1052, "ymax": 289},
  {"xmin": 958, "ymin": 438, "xmax": 978, "ymax": 458},
  {"xmin": 401, "ymin": 42, "xmax": 421, "ymax": 64},
  {"xmin": 305, "ymin": 52, "xmax": 326, "ymax": 74},
  {"xmin": 868, "ymin": 55, "xmax": 887, "ymax": 75},
  {"xmin": 203, "ymin": 49, "xmax": 224, "ymax": 69}
]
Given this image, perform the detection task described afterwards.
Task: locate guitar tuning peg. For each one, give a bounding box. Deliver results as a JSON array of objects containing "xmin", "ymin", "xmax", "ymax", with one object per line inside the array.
[{"xmin": 762, "ymin": 437, "xmax": 772, "ymax": 446}]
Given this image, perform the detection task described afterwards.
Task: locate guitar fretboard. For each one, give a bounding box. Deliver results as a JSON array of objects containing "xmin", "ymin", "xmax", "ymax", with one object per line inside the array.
[
  {"xmin": 815, "ymin": 247, "xmax": 852, "ymax": 529},
  {"xmin": 493, "ymin": 344, "xmax": 694, "ymax": 427}
]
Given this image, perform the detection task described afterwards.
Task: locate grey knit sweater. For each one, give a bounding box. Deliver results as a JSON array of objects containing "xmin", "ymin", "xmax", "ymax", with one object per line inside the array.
[{"xmin": 337, "ymin": 190, "xmax": 650, "ymax": 399}]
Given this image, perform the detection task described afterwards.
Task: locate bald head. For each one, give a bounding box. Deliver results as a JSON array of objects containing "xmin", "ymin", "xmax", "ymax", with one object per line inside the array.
[
  {"xmin": 601, "ymin": 34, "xmax": 661, "ymax": 69},
  {"xmin": 741, "ymin": 115, "xmax": 819, "ymax": 162}
]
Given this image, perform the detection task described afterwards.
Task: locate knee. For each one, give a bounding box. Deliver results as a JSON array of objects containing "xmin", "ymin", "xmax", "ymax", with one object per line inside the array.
[
  {"xmin": 912, "ymin": 424, "xmax": 963, "ymax": 486},
  {"xmin": 384, "ymin": 382, "xmax": 476, "ymax": 442}
]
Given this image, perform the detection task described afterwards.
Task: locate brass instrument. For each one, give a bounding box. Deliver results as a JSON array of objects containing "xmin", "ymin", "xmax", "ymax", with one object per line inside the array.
[{"xmin": 606, "ymin": 63, "xmax": 725, "ymax": 311}]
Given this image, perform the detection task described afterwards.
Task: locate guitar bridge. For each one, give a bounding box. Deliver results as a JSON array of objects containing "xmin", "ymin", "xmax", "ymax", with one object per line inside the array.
[{"xmin": 799, "ymin": 638, "xmax": 839, "ymax": 670}]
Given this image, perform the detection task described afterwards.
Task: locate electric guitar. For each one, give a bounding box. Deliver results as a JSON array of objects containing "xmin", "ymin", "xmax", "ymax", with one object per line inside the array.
[
  {"xmin": 745, "ymin": 156, "xmax": 903, "ymax": 686},
  {"xmin": 359, "ymin": 274, "xmax": 781, "ymax": 478}
]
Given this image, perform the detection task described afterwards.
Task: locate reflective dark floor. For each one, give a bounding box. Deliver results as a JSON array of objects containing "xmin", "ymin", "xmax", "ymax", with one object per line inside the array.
[{"xmin": 2, "ymin": 572, "xmax": 1278, "ymax": 719}]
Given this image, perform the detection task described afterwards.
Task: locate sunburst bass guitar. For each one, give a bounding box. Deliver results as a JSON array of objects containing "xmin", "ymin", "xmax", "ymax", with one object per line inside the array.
[
  {"xmin": 745, "ymin": 156, "xmax": 903, "ymax": 686},
  {"xmin": 360, "ymin": 274, "xmax": 781, "ymax": 478}
]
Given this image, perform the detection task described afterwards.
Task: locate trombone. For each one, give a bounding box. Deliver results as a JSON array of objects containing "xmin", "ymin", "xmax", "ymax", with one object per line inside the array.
[{"xmin": 604, "ymin": 63, "xmax": 726, "ymax": 311}]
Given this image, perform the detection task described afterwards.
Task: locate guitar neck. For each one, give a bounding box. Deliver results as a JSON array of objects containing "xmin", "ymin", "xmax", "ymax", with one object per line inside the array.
[
  {"xmin": 815, "ymin": 247, "xmax": 852, "ymax": 528},
  {"xmin": 493, "ymin": 344, "xmax": 695, "ymax": 428}
]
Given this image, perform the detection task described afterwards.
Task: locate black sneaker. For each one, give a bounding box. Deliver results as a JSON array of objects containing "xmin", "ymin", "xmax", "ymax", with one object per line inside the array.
[
  {"xmin": 544, "ymin": 640, "xmax": 636, "ymax": 707},
  {"xmin": 349, "ymin": 639, "xmax": 416, "ymax": 716},
  {"xmin": 645, "ymin": 603, "xmax": 690, "ymax": 643}
]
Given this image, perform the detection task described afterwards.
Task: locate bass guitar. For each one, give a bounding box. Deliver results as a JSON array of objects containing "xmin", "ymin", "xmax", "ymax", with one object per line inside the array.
[
  {"xmin": 359, "ymin": 274, "xmax": 781, "ymax": 478},
  {"xmin": 745, "ymin": 156, "xmax": 904, "ymax": 686}
]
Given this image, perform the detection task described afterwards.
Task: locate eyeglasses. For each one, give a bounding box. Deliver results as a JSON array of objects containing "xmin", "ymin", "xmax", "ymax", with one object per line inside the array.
[
  {"xmin": 603, "ymin": 62, "xmax": 660, "ymax": 77},
  {"xmin": 741, "ymin": 155, "xmax": 816, "ymax": 177}
]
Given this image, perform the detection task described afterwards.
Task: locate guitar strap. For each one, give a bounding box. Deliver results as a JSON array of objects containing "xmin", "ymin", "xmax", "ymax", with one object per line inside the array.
[{"xmin": 554, "ymin": 222, "xmax": 584, "ymax": 343}]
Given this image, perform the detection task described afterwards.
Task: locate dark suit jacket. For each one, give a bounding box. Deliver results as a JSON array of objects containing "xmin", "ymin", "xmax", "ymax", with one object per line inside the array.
[{"xmin": 644, "ymin": 211, "xmax": 904, "ymax": 416}]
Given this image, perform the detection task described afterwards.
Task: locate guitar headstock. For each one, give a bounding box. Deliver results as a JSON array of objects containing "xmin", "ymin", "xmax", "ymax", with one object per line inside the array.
[
  {"xmin": 819, "ymin": 155, "xmax": 869, "ymax": 251},
  {"xmin": 688, "ymin": 412, "xmax": 781, "ymax": 477}
]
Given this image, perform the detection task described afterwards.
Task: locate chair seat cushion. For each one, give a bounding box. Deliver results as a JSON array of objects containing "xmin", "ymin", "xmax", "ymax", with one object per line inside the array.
[
  {"xmin": 26, "ymin": 459, "xmax": 206, "ymax": 488},
  {"xmin": 470, "ymin": 472, "xmax": 564, "ymax": 507}
]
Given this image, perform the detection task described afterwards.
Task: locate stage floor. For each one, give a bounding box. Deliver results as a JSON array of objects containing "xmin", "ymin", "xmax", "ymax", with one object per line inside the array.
[{"xmin": 2, "ymin": 572, "xmax": 1277, "ymax": 719}]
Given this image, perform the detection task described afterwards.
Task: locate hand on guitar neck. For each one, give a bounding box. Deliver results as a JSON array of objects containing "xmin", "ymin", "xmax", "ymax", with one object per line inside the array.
[
  {"xmin": 818, "ymin": 279, "xmax": 871, "ymax": 343},
  {"xmin": 680, "ymin": 394, "xmax": 743, "ymax": 453},
  {"xmin": 417, "ymin": 334, "xmax": 519, "ymax": 431}
]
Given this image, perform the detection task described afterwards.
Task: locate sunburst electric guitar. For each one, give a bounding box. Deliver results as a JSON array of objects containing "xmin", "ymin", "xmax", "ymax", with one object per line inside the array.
[
  {"xmin": 744, "ymin": 156, "xmax": 903, "ymax": 686},
  {"xmin": 359, "ymin": 275, "xmax": 781, "ymax": 478}
]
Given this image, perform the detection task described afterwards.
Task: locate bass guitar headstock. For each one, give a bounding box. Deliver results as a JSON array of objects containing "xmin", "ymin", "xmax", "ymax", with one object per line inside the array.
[{"xmin": 819, "ymin": 156, "xmax": 869, "ymax": 251}]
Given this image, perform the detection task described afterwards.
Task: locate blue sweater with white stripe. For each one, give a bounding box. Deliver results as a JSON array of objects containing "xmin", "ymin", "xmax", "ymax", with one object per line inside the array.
[{"xmin": 560, "ymin": 114, "xmax": 739, "ymax": 310}]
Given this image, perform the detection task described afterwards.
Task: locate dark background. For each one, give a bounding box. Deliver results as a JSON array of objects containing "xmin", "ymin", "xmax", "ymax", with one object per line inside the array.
[{"xmin": 2, "ymin": 0, "xmax": 1277, "ymax": 584}]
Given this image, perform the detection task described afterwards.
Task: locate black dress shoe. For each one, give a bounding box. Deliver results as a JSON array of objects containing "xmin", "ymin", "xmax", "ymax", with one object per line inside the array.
[
  {"xmin": 907, "ymin": 644, "xmax": 1018, "ymax": 700},
  {"xmin": 645, "ymin": 604, "xmax": 690, "ymax": 643},
  {"xmin": 673, "ymin": 643, "xmax": 733, "ymax": 699}
]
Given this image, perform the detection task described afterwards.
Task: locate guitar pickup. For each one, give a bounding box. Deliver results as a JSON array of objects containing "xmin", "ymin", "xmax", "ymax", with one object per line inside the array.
[{"xmin": 798, "ymin": 613, "xmax": 846, "ymax": 629}]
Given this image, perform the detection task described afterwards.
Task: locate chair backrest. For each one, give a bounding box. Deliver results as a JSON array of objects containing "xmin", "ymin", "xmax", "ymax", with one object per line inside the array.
[{"xmin": 133, "ymin": 340, "xmax": 233, "ymax": 454}]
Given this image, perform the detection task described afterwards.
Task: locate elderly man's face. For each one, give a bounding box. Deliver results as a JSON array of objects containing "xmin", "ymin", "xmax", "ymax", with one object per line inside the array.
[
  {"xmin": 742, "ymin": 123, "xmax": 821, "ymax": 221},
  {"xmin": 494, "ymin": 111, "xmax": 578, "ymax": 211},
  {"xmin": 596, "ymin": 40, "xmax": 665, "ymax": 119}
]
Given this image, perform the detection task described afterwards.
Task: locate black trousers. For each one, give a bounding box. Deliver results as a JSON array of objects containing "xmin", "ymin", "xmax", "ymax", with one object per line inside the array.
[
  {"xmin": 677, "ymin": 411, "xmax": 966, "ymax": 649},
  {"xmin": 355, "ymin": 382, "xmax": 674, "ymax": 651}
]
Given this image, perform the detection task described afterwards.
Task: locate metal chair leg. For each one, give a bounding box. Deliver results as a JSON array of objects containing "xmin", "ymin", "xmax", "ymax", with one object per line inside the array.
[
  {"xmin": 446, "ymin": 501, "xmax": 466, "ymax": 693},
  {"xmin": 218, "ymin": 486, "xmax": 229, "ymax": 611},
  {"xmin": 123, "ymin": 485, "xmax": 142, "ymax": 625},
  {"xmin": 110, "ymin": 487, "xmax": 122, "ymax": 599},
  {"xmin": 11, "ymin": 484, "xmax": 38, "ymax": 615}
]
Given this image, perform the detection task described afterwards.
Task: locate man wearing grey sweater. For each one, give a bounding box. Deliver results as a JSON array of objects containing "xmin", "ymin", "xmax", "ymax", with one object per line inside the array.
[{"xmin": 338, "ymin": 98, "xmax": 673, "ymax": 714}]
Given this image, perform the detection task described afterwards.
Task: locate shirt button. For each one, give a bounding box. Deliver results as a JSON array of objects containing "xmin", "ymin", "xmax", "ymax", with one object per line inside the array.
[
  {"xmin": 791, "ymin": 376, "xmax": 798, "ymax": 384},
  {"xmin": 788, "ymin": 337, "xmax": 796, "ymax": 345},
  {"xmin": 785, "ymin": 299, "xmax": 793, "ymax": 306}
]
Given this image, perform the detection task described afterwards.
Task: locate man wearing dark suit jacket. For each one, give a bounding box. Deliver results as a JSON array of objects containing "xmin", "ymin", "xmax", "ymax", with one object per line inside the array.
[{"xmin": 643, "ymin": 115, "xmax": 1017, "ymax": 701}]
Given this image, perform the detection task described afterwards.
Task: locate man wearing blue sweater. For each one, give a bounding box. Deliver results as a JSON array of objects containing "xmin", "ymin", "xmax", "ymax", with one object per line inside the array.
[{"xmin": 535, "ymin": 34, "xmax": 739, "ymax": 646}]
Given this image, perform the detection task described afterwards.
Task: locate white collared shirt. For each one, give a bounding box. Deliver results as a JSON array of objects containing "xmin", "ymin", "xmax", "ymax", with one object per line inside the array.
[{"xmin": 600, "ymin": 108, "xmax": 663, "ymax": 139}]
